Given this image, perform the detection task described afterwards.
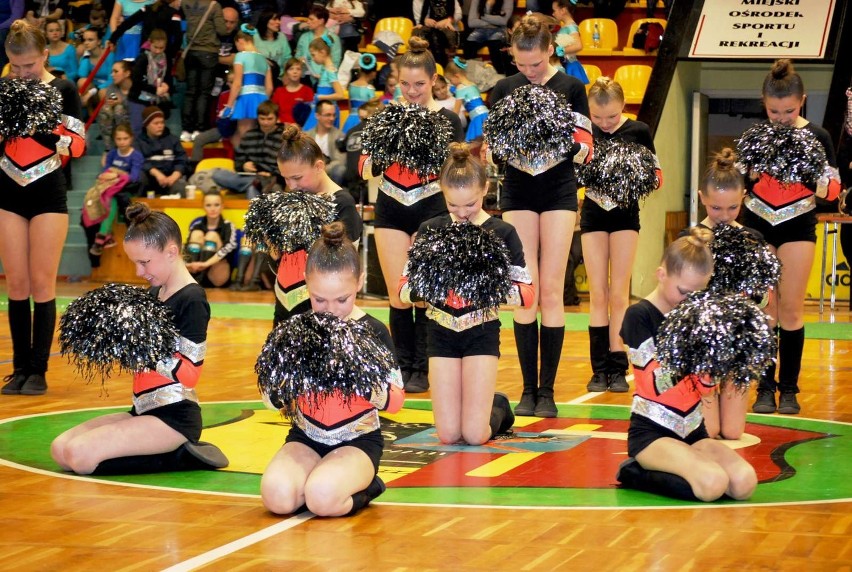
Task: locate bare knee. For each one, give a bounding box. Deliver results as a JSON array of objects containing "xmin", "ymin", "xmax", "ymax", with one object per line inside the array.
[
  {"xmin": 304, "ymin": 478, "xmax": 347, "ymax": 517},
  {"xmin": 691, "ymin": 465, "xmax": 730, "ymax": 502},
  {"xmin": 260, "ymin": 475, "xmax": 303, "ymax": 515},
  {"xmin": 461, "ymin": 424, "xmax": 491, "ymax": 446},
  {"xmin": 61, "ymin": 440, "xmax": 99, "ymax": 475},
  {"xmin": 188, "ymin": 230, "xmax": 205, "ymax": 243},
  {"xmin": 726, "ymin": 463, "xmax": 757, "ymax": 500},
  {"xmin": 437, "ymin": 427, "xmax": 461, "ymax": 445}
]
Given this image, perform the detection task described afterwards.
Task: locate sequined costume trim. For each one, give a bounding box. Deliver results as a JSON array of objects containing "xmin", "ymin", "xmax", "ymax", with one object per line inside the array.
[
  {"xmin": 295, "ymin": 408, "xmax": 381, "ymax": 446},
  {"xmin": 155, "ymin": 337, "xmax": 206, "ymax": 381},
  {"xmin": 584, "ymin": 189, "xmax": 618, "ymax": 211},
  {"xmin": 133, "ymin": 383, "xmax": 199, "ymax": 414},
  {"xmin": 0, "ymin": 154, "xmax": 62, "ymax": 185},
  {"xmin": 744, "ymin": 194, "xmax": 815, "ymax": 226},
  {"xmin": 510, "ymin": 264, "xmax": 532, "ymax": 284},
  {"xmin": 508, "ymin": 156, "xmax": 567, "ymax": 176},
  {"xmin": 275, "ymin": 281, "xmax": 309, "ymax": 311},
  {"xmin": 379, "ymin": 177, "xmax": 442, "ymax": 205},
  {"xmin": 628, "ymin": 337, "xmax": 656, "ymax": 368},
  {"xmin": 631, "ymin": 395, "xmax": 703, "ymax": 439},
  {"xmin": 426, "ymin": 306, "xmax": 499, "ymax": 332},
  {"xmin": 62, "ymin": 114, "xmax": 86, "ymax": 136}
]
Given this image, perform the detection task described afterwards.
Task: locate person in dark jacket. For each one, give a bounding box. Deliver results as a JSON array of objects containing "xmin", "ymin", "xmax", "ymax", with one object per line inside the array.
[
  {"xmin": 181, "ymin": 0, "xmax": 228, "ymax": 139},
  {"xmin": 127, "ymin": 28, "xmax": 173, "ymax": 137},
  {"xmin": 136, "ymin": 106, "xmax": 188, "ymax": 196}
]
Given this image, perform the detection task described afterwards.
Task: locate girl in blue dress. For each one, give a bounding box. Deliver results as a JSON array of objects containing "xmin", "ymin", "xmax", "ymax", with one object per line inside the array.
[
  {"xmin": 341, "ymin": 53, "xmax": 377, "ymax": 134},
  {"xmin": 46, "ymin": 19, "xmax": 77, "ymax": 81},
  {"xmin": 552, "ymin": 0, "xmax": 588, "ymax": 84},
  {"xmin": 222, "ymin": 24, "xmax": 273, "ymax": 146},
  {"xmin": 445, "ymin": 56, "xmax": 488, "ymax": 142},
  {"xmin": 301, "ymin": 36, "xmax": 344, "ymax": 131},
  {"xmin": 109, "ymin": 0, "xmax": 155, "ymax": 61}
]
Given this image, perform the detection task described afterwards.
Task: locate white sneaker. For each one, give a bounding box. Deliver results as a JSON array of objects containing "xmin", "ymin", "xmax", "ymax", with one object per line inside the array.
[
  {"xmin": 191, "ymin": 130, "xmax": 201, "ymax": 141},
  {"xmin": 180, "ymin": 131, "xmax": 193, "ymax": 142}
]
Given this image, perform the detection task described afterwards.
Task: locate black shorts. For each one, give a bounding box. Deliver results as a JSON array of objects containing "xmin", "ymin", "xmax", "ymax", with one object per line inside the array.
[
  {"xmin": 626, "ymin": 412, "xmax": 710, "ymax": 459},
  {"xmin": 0, "ymin": 170, "xmax": 68, "ymax": 219},
  {"xmin": 373, "ymin": 192, "xmax": 448, "ymax": 236},
  {"xmin": 130, "ymin": 399, "xmax": 203, "ymax": 443},
  {"xmin": 500, "ymin": 161, "xmax": 578, "ymax": 213},
  {"xmin": 580, "ymin": 197, "xmax": 640, "ymax": 234},
  {"xmin": 285, "ymin": 425, "xmax": 384, "ymax": 473},
  {"xmin": 273, "ymin": 297, "xmax": 311, "ymax": 326},
  {"xmin": 427, "ymin": 319, "xmax": 501, "ymax": 358},
  {"xmin": 741, "ymin": 208, "xmax": 817, "ymax": 247}
]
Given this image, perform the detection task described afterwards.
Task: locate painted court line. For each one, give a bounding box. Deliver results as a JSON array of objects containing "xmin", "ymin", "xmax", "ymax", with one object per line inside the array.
[
  {"xmin": 162, "ymin": 512, "xmax": 315, "ymax": 572},
  {"xmin": 567, "ymin": 375, "xmax": 635, "ymax": 404}
]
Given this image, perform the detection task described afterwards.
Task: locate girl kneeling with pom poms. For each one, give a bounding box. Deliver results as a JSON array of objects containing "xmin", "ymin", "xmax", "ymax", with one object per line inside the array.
[
  {"xmin": 616, "ymin": 228, "xmax": 761, "ymax": 502},
  {"xmin": 399, "ymin": 143, "xmax": 535, "ymax": 445},
  {"xmin": 259, "ymin": 223, "xmax": 404, "ymax": 517},
  {"xmin": 51, "ymin": 204, "xmax": 227, "ymax": 475}
]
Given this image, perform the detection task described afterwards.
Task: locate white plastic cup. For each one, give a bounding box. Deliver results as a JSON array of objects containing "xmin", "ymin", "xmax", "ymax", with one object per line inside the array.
[{"xmin": 186, "ymin": 185, "xmax": 197, "ymax": 200}]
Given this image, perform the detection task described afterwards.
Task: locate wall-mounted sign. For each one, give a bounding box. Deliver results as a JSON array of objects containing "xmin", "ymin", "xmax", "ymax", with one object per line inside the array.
[{"xmin": 689, "ymin": 0, "xmax": 836, "ymax": 59}]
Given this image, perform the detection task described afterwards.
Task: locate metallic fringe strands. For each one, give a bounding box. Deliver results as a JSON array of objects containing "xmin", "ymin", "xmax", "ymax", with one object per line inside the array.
[
  {"xmin": 0, "ymin": 78, "xmax": 63, "ymax": 139},
  {"xmin": 256, "ymin": 312, "xmax": 397, "ymax": 418},
  {"xmin": 709, "ymin": 224, "xmax": 781, "ymax": 299},
  {"xmin": 406, "ymin": 221, "xmax": 512, "ymax": 310},
  {"xmin": 483, "ymin": 83, "xmax": 576, "ymax": 166},
  {"xmin": 577, "ymin": 138, "xmax": 659, "ymax": 207},
  {"xmin": 656, "ymin": 290, "xmax": 776, "ymax": 390},
  {"xmin": 243, "ymin": 190, "xmax": 335, "ymax": 254},
  {"xmin": 360, "ymin": 103, "xmax": 452, "ymax": 181},
  {"xmin": 58, "ymin": 283, "xmax": 179, "ymax": 382},
  {"xmin": 735, "ymin": 121, "xmax": 829, "ymax": 187}
]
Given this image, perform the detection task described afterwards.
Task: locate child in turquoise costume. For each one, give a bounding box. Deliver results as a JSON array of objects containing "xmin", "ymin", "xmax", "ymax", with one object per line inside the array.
[
  {"xmin": 301, "ymin": 35, "xmax": 344, "ymax": 131},
  {"xmin": 221, "ymin": 24, "xmax": 273, "ymax": 146},
  {"xmin": 342, "ymin": 53, "xmax": 377, "ymax": 134},
  {"xmin": 445, "ymin": 57, "xmax": 488, "ymax": 142}
]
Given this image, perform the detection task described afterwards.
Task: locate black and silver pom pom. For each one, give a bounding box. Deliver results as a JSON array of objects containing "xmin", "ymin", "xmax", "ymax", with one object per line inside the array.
[
  {"xmin": 361, "ymin": 103, "xmax": 452, "ymax": 180},
  {"xmin": 577, "ymin": 138, "xmax": 659, "ymax": 207},
  {"xmin": 243, "ymin": 190, "xmax": 336, "ymax": 254},
  {"xmin": 709, "ymin": 224, "xmax": 781, "ymax": 298},
  {"xmin": 483, "ymin": 83, "xmax": 576, "ymax": 167},
  {"xmin": 0, "ymin": 78, "xmax": 63, "ymax": 139},
  {"xmin": 256, "ymin": 312, "xmax": 397, "ymax": 418},
  {"xmin": 656, "ymin": 290, "xmax": 776, "ymax": 389},
  {"xmin": 735, "ymin": 121, "xmax": 828, "ymax": 187},
  {"xmin": 406, "ymin": 221, "xmax": 512, "ymax": 310},
  {"xmin": 58, "ymin": 283, "xmax": 179, "ymax": 382}
]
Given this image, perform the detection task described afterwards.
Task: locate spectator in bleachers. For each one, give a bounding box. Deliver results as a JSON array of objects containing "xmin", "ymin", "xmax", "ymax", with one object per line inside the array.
[
  {"xmin": 217, "ymin": 6, "xmax": 239, "ymax": 68},
  {"xmin": 271, "ymin": 57, "xmax": 314, "ymax": 125},
  {"xmin": 185, "ymin": 189, "xmax": 239, "ymax": 288},
  {"xmin": 294, "ymin": 4, "xmax": 341, "ymax": 85},
  {"xmin": 341, "ymin": 98, "xmax": 383, "ymax": 202},
  {"xmin": 464, "ymin": 0, "xmax": 512, "ymax": 75},
  {"xmin": 98, "ymin": 60, "xmax": 133, "ymax": 154},
  {"xmin": 0, "ymin": 0, "xmax": 25, "ymax": 71},
  {"xmin": 137, "ymin": 105, "xmax": 188, "ymax": 196},
  {"xmin": 432, "ymin": 74, "xmax": 464, "ymax": 127},
  {"xmin": 300, "ymin": 35, "xmax": 344, "ymax": 130},
  {"xmin": 128, "ymin": 28, "xmax": 172, "ymax": 137},
  {"xmin": 108, "ymin": 0, "xmax": 155, "ymax": 61},
  {"xmin": 108, "ymin": 0, "xmax": 183, "ymax": 64},
  {"xmin": 221, "ymin": 24, "xmax": 273, "ymax": 146},
  {"xmin": 181, "ymin": 0, "xmax": 228, "ymax": 142},
  {"xmin": 77, "ymin": 26, "xmax": 113, "ymax": 110},
  {"xmin": 254, "ymin": 8, "xmax": 291, "ymax": 80},
  {"xmin": 46, "ymin": 18, "xmax": 76, "ymax": 80},
  {"xmin": 326, "ymin": 0, "xmax": 365, "ymax": 54},
  {"xmin": 341, "ymin": 53, "xmax": 377, "ymax": 133},
  {"xmin": 305, "ymin": 99, "xmax": 345, "ymax": 185},
  {"xmin": 412, "ymin": 0, "xmax": 462, "ymax": 67},
  {"xmin": 552, "ymin": 0, "xmax": 587, "ymax": 84},
  {"xmin": 212, "ymin": 100, "xmax": 283, "ymax": 197},
  {"xmin": 189, "ymin": 68, "xmax": 235, "ymax": 173},
  {"xmin": 24, "ymin": 0, "xmax": 65, "ymax": 28}
]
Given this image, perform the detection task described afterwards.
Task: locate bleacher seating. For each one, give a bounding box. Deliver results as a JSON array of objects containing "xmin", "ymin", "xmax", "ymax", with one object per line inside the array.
[
  {"xmin": 364, "ymin": 17, "xmax": 414, "ymax": 55},
  {"xmin": 583, "ymin": 64, "xmax": 602, "ymax": 91},
  {"xmin": 578, "ymin": 18, "xmax": 619, "ymax": 56},
  {"xmin": 613, "ymin": 64, "xmax": 652, "ymax": 105},
  {"xmin": 622, "ymin": 18, "xmax": 667, "ymax": 55}
]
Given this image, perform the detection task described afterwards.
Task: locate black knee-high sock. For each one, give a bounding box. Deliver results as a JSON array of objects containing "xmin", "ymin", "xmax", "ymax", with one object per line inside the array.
[
  {"xmin": 389, "ymin": 306, "xmax": 415, "ymax": 371},
  {"xmin": 186, "ymin": 242, "xmax": 202, "ymax": 263},
  {"xmin": 8, "ymin": 298, "xmax": 32, "ymax": 373},
  {"xmin": 248, "ymin": 251, "xmax": 269, "ymax": 284},
  {"xmin": 413, "ymin": 306, "xmax": 429, "ymax": 373},
  {"xmin": 201, "ymin": 240, "xmax": 217, "ymax": 262},
  {"xmin": 538, "ymin": 326, "xmax": 564, "ymax": 398},
  {"xmin": 30, "ymin": 300, "xmax": 56, "ymax": 375},
  {"xmin": 778, "ymin": 326, "xmax": 805, "ymax": 394},
  {"xmin": 514, "ymin": 321, "xmax": 539, "ymax": 395},
  {"xmin": 234, "ymin": 246, "xmax": 253, "ymax": 284},
  {"xmin": 617, "ymin": 460, "xmax": 699, "ymax": 501},
  {"xmin": 92, "ymin": 443, "xmax": 226, "ymax": 475},
  {"xmin": 588, "ymin": 325, "xmax": 609, "ymax": 374},
  {"xmin": 757, "ymin": 325, "xmax": 780, "ymax": 392},
  {"xmin": 345, "ymin": 476, "xmax": 386, "ymax": 516}
]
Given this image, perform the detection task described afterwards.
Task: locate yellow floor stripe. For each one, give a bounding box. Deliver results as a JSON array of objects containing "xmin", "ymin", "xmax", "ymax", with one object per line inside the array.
[{"xmin": 465, "ymin": 452, "xmax": 543, "ymax": 477}]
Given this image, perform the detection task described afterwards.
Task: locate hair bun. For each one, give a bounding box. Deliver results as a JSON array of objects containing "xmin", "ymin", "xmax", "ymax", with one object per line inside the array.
[
  {"xmin": 408, "ymin": 35, "xmax": 430, "ymax": 53},
  {"xmin": 714, "ymin": 148, "xmax": 737, "ymax": 169},
  {"xmin": 771, "ymin": 58, "xmax": 793, "ymax": 80},
  {"xmin": 448, "ymin": 142, "xmax": 471, "ymax": 164},
  {"xmin": 321, "ymin": 221, "xmax": 346, "ymax": 247},
  {"xmin": 125, "ymin": 202, "xmax": 151, "ymax": 225},
  {"xmin": 688, "ymin": 225, "xmax": 713, "ymax": 247},
  {"xmin": 281, "ymin": 124, "xmax": 301, "ymax": 142}
]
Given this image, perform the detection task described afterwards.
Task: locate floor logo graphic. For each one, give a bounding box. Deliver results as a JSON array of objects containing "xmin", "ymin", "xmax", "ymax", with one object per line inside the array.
[{"xmin": 2, "ymin": 401, "xmax": 849, "ymax": 508}]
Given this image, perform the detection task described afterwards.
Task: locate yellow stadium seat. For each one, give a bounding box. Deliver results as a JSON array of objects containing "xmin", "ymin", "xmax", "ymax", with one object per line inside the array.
[
  {"xmin": 623, "ymin": 112, "xmax": 637, "ymax": 120},
  {"xmin": 583, "ymin": 64, "xmax": 602, "ymax": 92},
  {"xmin": 365, "ymin": 17, "xmax": 414, "ymax": 55},
  {"xmin": 196, "ymin": 158, "xmax": 235, "ymax": 172},
  {"xmin": 623, "ymin": 18, "xmax": 667, "ymax": 55},
  {"xmin": 578, "ymin": 18, "xmax": 618, "ymax": 55},
  {"xmin": 435, "ymin": 62, "xmax": 444, "ymax": 76},
  {"xmin": 614, "ymin": 64, "xmax": 652, "ymax": 105}
]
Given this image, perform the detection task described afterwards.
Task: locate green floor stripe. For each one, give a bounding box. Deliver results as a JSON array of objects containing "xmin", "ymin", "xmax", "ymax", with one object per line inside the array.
[{"xmin": 2, "ymin": 294, "xmax": 850, "ymax": 337}]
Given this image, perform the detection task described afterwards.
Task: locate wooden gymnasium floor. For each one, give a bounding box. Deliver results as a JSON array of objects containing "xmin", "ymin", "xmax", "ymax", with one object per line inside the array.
[{"xmin": 1, "ymin": 280, "xmax": 851, "ymax": 572}]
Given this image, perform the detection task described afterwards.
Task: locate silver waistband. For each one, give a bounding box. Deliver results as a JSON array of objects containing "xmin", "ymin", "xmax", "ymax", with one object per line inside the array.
[
  {"xmin": 469, "ymin": 104, "xmax": 488, "ymax": 119},
  {"xmin": 426, "ymin": 306, "xmax": 499, "ymax": 332},
  {"xmin": 508, "ymin": 156, "xmax": 567, "ymax": 176},
  {"xmin": 295, "ymin": 408, "xmax": 380, "ymax": 446},
  {"xmin": 380, "ymin": 177, "xmax": 442, "ymax": 206},
  {"xmin": 584, "ymin": 189, "xmax": 618, "ymax": 211},
  {"xmin": 631, "ymin": 396, "xmax": 703, "ymax": 439},
  {"xmin": 133, "ymin": 384, "xmax": 199, "ymax": 414},
  {"xmin": 744, "ymin": 194, "xmax": 815, "ymax": 226},
  {"xmin": 0, "ymin": 154, "xmax": 62, "ymax": 185}
]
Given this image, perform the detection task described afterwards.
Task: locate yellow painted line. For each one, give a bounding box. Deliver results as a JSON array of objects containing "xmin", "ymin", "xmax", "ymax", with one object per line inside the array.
[{"xmin": 465, "ymin": 452, "xmax": 543, "ymax": 477}]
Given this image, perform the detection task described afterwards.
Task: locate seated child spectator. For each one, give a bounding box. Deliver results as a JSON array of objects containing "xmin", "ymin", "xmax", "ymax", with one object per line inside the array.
[
  {"xmin": 271, "ymin": 58, "xmax": 314, "ymax": 126},
  {"xmin": 212, "ymin": 100, "xmax": 284, "ymax": 197},
  {"xmin": 77, "ymin": 26, "xmax": 113, "ymax": 109},
  {"xmin": 98, "ymin": 60, "xmax": 133, "ymax": 156},
  {"xmin": 185, "ymin": 189, "xmax": 238, "ymax": 288},
  {"xmin": 46, "ymin": 18, "xmax": 77, "ymax": 82},
  {"xmin": 304, "ymin": 100, "xmax": 345, "ymax": 186},
  {"xmin": 137, "ymin": 106, "xmax": 188, "ymax": 196}
]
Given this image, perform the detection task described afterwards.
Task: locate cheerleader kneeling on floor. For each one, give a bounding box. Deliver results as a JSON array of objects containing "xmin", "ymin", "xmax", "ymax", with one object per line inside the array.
[
  {"xmin": 260, "ymin": 222, "xmax": 404, "ymax": 517},
  {"xmin": 399, "ymin": 143, "xmax": 535, "ymax": 445},
  {"xmin": 617, "ymin": 227, "xmax": 758, "ymax": 501}
]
